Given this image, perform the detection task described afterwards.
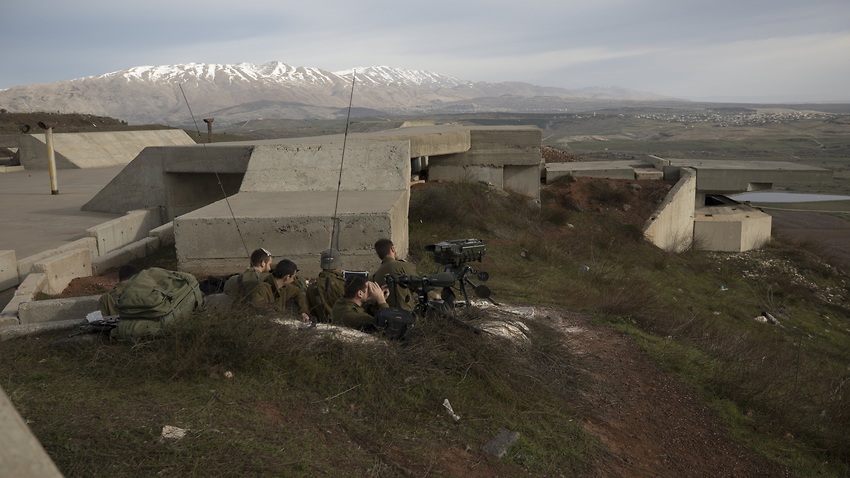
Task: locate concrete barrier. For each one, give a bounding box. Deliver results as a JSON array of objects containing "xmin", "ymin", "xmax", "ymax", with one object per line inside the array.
[
  {"xmin": 0, "ymin": 165, "xmax": 24, "ymax": 173},
  {"xmin": 546, "ymin": 161, "xmax": 637, "ymax": 182},
  {"xmin": 19, "ymin": 129, "xmax": 195, "ymax": 169},
  {"xmin": 0, "ymin": 319, "xmax": 83, "ymax": 341},
  {"xmin": 18, "ymin": 295, "xmax": 100, "ymax": 325},
  {"xmin": 92, "ymin": 236, "xmax": 160, "ymax": 275},
  {"xmin": 17, "ymin": 237, "xmax": 97, "ymax": 279},
  {"xmin": 0, "ymin": 250, "xmax": 18, "ymax": 290},
  {"xmin": 0, "ymin": 273, "xmax": 47, "ymax": 325},
  {"xmin": 86, "ymin": 208, "xmax": 162, "ymax": 257},
  {"xmin": 694, "ymin": 207, "xmax": 772, "ymax": 252},
  {"xmin": 428, "ymin": 126, "xmax": 542, "ymax": 200},
  {"xmin": 32, "ymin": 249, "xmax": 93, "ymax": 295},
  {"xmin": 175, "ymin": 140, "xmax": 411, "ymax": 278},
  {"xmin": 149, "ymin": 222, "xmax": 175, "ymax": 246}
]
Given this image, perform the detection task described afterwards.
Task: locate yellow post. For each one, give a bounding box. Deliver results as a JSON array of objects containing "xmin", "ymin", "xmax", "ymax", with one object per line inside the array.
[{"xmin": 38, "ymin": 122, "xmax": 59, "ymax": 195}]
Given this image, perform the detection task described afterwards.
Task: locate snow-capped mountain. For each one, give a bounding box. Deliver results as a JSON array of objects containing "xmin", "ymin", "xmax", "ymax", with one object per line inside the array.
[{"xmin": 0, "ymin": 61, "xmax": 673, "ymax": 126}]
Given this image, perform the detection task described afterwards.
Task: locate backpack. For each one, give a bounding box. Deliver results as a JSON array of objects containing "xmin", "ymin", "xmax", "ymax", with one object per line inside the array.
[
  {"xmin": 113, "ymin": 267, "xmax": 204, "ymax": 341},
  {"xmin": 375, "ymin": 307, "xmax": 416, "ymax": 341},
  {"xmin": 307, "ymin": 272, "xmax": 344, "ymax": 322}
]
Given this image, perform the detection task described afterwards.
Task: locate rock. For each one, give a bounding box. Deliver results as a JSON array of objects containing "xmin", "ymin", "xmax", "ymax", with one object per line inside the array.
[{"xmin": 481, "ymin": 428, "xmax": 520, "ymax": 458}]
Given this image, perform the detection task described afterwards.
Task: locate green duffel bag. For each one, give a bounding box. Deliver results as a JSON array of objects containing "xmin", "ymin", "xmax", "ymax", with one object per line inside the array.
[{"xmin": 112, "ymin": 267, "xmax": 204, "ymax": 341}]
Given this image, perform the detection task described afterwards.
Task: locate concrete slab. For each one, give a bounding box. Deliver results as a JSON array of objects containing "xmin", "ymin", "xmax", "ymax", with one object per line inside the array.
[
  {"xmin": 694, "ymin": 205, "xmax": 772, "ymax": 252},
  {"xmin": 86, "ymin": 209, "xmax": 162, "ymax": 256},
  {"xmin": 175, "ymin": 189, "xmax": 407, "ymax": 277},
  {"xmin": 32, "ymin": 248, "xmax": 93, "ymax": 295},
  {"xmin": 149, "ymin": 222, "xmax": 175, "ymax": 246},
  {"xmin": 17, "ymin": 237, "xmax": 98, "ymax": 279},
  {"xmin": 241, "ymin": 141, "xmax": 411, "ymax": 193},
  {"xmin": 92, "ymin": 236, "xmax": 160, "ymax": 275},
  {"xmin": 18, "ymin": 295, "xmax": 99, "ymax": 325},
  {"xmin": 206, "ymin": 124, "xmax": 473, "ymax": 159},
  {"xmin": 0, "ymin": 166, "xmax": 123, "ymax": 260},
  {"xmin": 664, "ymin": 159, "xmax": 833, "ymax": 193},
  {"xmin": 0, "ymin": 273, "xmax": 47, "ymax": 321},
  {"xmin": 19, "ymin": 129, "xmax": 195, "ymax": 169},
  {"xmin": 176, "ymin": 139, "xmax": 412, "ymax": 277},
  {"xmin": 546, "ymin": 160, "xmax": 641, "ymax": 181}
]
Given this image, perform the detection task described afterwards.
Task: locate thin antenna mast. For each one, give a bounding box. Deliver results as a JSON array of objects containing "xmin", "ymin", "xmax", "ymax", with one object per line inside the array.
[
  {"xmin": 330, "ymin": 71, "xmax": 357, "ymax": 250},
  {"xmin": 179, "ymin": 84, "xmax": 250, "ymax": 257}
]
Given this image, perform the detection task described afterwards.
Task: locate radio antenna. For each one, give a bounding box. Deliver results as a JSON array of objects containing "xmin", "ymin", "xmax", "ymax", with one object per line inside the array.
[
  {"xmin": 330, "ymin": 71, "xmax": 357, "ymax": 250},
  {"xmin": 179, "ymin": 83, "xmax": 250, "ymax": 257}
]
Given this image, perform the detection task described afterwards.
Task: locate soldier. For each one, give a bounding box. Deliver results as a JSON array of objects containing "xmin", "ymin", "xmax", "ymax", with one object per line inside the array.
[
  {"xmin": 223, "ymin": 248, "xmax": 273, "ymax": 303},
  {"xmin": 332, "ymin": 275, "xmax": 388, "ymax": 332},
  {"xmin": 306, "ymin": 248, "xmax": 346, "ymax": 322},
  {"xmin": 253, "ymin": 259, "xmax": 310, "ymax": 322},
  {"xmin": 371, "ymin": 238, "xmax": 417, "ymax": 312},
  {"xmin": 98, "ymin": 264, "xmax": 138, "ymax": 317}
]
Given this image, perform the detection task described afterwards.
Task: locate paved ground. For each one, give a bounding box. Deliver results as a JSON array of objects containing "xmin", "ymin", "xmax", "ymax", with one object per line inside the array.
[{"xmin": 0, "ymin": 166, "xmax": 123, "ymax": 307}]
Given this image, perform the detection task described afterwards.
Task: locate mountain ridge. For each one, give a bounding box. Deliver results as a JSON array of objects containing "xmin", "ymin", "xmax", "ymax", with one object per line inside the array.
[{"xmin": 0, "ymin": 61, "xmax": 679, "ymax": 126}]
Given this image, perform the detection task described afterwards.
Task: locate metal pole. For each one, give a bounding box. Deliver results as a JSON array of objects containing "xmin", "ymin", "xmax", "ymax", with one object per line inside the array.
[
  {"xmin": 38, "ymin": 122, "xmax": 59, "ymax": 195},
  {"xmin": 203, "ymin": 118, "xmax": 214, "ymax": 143}
]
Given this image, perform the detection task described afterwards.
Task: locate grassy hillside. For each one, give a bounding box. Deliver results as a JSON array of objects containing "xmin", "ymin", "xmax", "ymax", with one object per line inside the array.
[{"xmin": 1, "ymin": 178, "xmax": 849, "ymax": 476}]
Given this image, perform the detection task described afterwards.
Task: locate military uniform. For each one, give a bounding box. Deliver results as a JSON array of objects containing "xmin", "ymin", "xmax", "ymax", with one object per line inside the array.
[
  {"xmin": 372, "ymin": 257, "xmax": 417, "ymax": 312},
  {"xmin": 251, "ymin": 275, "xmax": 309, "ymax": 317},
  {"xmin": 223, "ymin": 268, "xmax": 268, "ymax": 304},
  {"xmin": 98, "ymin": 282, "xmax": 128, "ymax": 317},
  {"xmin": 331, "ymin": 297, "xmax": 387, "ymax": 331},
  {"xmin": 278, "ymin": 282, "xmax": 309, "ymax": 316},
  {"xmin": 307, "ymin": 269, "xmax": 345, "ymax": 322}
]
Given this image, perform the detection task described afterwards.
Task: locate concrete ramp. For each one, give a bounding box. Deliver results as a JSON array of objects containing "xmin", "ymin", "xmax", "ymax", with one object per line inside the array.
[
  {"xmin": 83, "ymin": 145, "xmax": 253, "ymax": 218},
  {"xmin": 19, "ymin": 130, "xmax": 195, "ymax": 169}
]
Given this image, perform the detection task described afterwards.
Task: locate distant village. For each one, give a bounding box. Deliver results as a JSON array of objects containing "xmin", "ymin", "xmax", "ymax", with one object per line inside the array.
[{"xmin": 631, "ymin": 110, "xmax": 843, "ymax": 127}]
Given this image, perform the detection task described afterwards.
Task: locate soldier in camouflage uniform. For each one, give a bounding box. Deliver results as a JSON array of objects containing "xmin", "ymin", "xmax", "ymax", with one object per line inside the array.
[
  {"xmin": 371, "ymin": 238, "xmax": 417, "ymax": 312},
  {"xmin": 307, "ymin": 248, "xmax": 346, "ymax": 322},
  {"xmin": 253, "ymin": 259, "xmax": 310, "ymax": 322},
  {"xmin": 331, "ymin": 275, "xmax": 388, "ymax": 331},
  {"xmin": 223, "ymin": 248, "xmax": 273, "ymax": 304}
]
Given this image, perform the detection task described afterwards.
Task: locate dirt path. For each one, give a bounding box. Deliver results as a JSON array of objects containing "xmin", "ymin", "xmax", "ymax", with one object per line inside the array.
[{"xmin": 550, "ymin": 308, "xmax": 794, "ymax": 478}]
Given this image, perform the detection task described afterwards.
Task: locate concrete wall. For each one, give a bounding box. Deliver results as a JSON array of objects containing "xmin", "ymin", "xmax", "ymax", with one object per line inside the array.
[
  {"xmin": 85, "ymin": 209, "xmax": 162, "ymax": 257},
  {"xmin": 17, "ymin": 237, "xmax": 98, "ymax": 279},
  {"xmin": 643, "ymin": 168, "xmax": 696, "ymax": 252},
  {"xmin": 694, "ymin": 207, "xmax": 772, "ymax": 252},
  {"xmin": 32, "ymin": 248, "xmax": 92, "ymax": 295},
  {"xmin": 0, "ymin": 273, "xmax": 47, "ymax": 326},
  {"xmin": 547, "ymin": 163, "xmax": 636, "ymax": 182},
  {"xmin": 18, "ymin": 295, "xmax": 100, "ymax": 325},
  {"xmin": 174, "ymin": 141, "xmax": 412, "ymax": 277},
  {"xmin": 428, "ymin": 126, "xmax": 542, "ymax": 199},
  {"xmin": 240, "ymin": 141, "xmax": 410, "ymax": 193},
  {"xmin": 83, "ymin": 145, "xmax": 252, "ymax": 219},
  {"xmin": 662, "ymin": 159, "xmax": 833, "ymax": 193},
  {"xmin": 19, "ymin": 129, "xmax": 195, "ymax": 169}
]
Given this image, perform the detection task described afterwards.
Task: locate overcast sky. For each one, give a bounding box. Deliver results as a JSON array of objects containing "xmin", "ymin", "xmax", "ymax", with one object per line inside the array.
[{"xmin": 1, "ymin": 0, "xmax": 848, "ymax": 103}]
